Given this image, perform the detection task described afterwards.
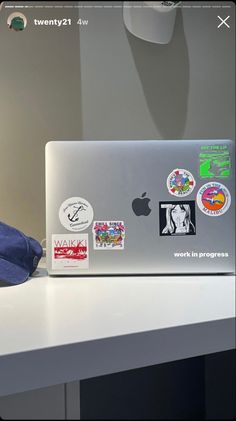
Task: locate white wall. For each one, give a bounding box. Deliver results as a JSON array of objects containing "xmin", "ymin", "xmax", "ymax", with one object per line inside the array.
[
  {"xmin": 0, "ymin": 1, "xmax": 82, "ymax": 241},
  {"xmin": 0, "ymin": 1, "xmax": 235, "ymax": 241},
  {"xmin": 79, "ymin": 1, "xmax": 235, "ymax": 140}
]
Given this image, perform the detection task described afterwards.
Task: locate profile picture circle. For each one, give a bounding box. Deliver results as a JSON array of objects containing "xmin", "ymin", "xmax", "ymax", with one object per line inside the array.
[
  {"xmin": 197, "ymin": 182, "xmax": 231, "ymax": 216},
  {"xmin": 167, "ymin": 168, "xmax": 196, "ymax": 197},
  {"xmin": 7, "ymin": 12, "xmax": 27, "ymax": 31}
]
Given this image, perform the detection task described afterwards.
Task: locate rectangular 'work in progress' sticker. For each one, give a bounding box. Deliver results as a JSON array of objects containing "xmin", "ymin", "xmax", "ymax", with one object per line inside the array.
[
  {"xmin": 93, "ymin": 221, "xmax": 125, "ymax": 250},
  {"xmin": 199, "ymin": 145, "xmax": 231, "ymax": 178},
  {"xmin": 52, "ymin": 234, "xmax": 89, "ymax": 269}
]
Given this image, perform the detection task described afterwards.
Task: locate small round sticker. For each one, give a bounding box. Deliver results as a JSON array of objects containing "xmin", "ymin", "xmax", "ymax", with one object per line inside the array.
[
  {"xmin": 59, "ymin": 197, "xmax": 94, "ymax": 232},
  {"xmin": 167, "ymin": 169, "xmax": 196, "ymax": 197},
  {"xmin": 197, "ymin": 182, "xmax": 231, "ymax": 216}
]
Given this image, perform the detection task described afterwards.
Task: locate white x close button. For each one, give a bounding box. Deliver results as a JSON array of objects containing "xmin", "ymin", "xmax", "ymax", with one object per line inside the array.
[{"xmin": 217, "ymin": 16, "xmax": 230, "ymax": 29}]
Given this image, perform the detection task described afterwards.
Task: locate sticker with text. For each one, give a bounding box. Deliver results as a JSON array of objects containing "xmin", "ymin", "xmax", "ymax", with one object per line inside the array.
[
  {"xmin": 167, "ymin": 169, "xmax": 195, "ymax": 197},
  {"xmin": 52, "ymin": 234, "xmax": 89, "ymax": 269},
  {"xmin": 199, "ymin": 145, "xmax": 231, "ymax": 178},
  {"xmin": 159, "ymin": 201, "xmax": 196, "ymax": 236},
  {"xmin": 59, "ymin": 197, "xmax": 94, "ymax": 232},
  {"xmin": 93, "ymin": 221, "xmax": 125, "ymax": 250},
  {"xmin": 197, "ymin": 182, "xmax": 231, "ymax": 216}
]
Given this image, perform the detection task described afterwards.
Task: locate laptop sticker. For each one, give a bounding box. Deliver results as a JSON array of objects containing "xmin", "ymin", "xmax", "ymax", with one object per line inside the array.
[
  {"xmin": 159, "ymin": 201, "xmax": 196, "ymax": 236},
  {"xmin": 199, "ymin": 145, "xmax": 231, "ymax": 178},
  {"xmin": 52, "ymin": 234, "xmax": 89, "ymax": 269},
  {"xmin": 93, "ymin": 221, "xmax": 125, "ymax": 250},
  {"xmin": 167, "ymin": 169, "xmax": 195, "ymax": 197},
  {"xmin": 59, "ymin": 197, "xmax": 94, "ymax": 232},
  {"xmin": 197, "ymin": 182, "xmax": 231, "ymax": 216}
]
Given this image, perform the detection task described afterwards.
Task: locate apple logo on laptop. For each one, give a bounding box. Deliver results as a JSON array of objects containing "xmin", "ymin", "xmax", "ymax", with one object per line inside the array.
[{"xmin": 132, "ymin": 192, "xmax": 151, "ymax": 216}]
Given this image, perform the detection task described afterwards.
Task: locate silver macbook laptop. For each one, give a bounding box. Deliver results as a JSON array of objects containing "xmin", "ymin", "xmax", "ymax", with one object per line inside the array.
[{"xmin": 46, "ymin": 140, "xmax": 235, "ymax": 275}]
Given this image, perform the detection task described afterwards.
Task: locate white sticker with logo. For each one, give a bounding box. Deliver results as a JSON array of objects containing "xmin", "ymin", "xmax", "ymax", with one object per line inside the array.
[
  {"xmin": 197, "ymin": 182, "xmax": 231, "ymax": 216},
  {"xmin": 59, "ymin": 197, "xmax": 94, "ymax": 232},
  {"xmin": 167, "ymin": 169, "xmax": 196, "ymax": 197},
  {"xmin": 52, "ymin": 234, "xmax": 89, "ymax": 270}
]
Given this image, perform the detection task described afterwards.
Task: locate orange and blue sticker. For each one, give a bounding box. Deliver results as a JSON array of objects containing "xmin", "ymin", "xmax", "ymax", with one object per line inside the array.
[
  {"xmin": 197, "ymin": 182, "xmax": 231, "ymax": 216},
  {"xmin": 93, "ymin": 221, "xmax": 125, "ymax": 250}
]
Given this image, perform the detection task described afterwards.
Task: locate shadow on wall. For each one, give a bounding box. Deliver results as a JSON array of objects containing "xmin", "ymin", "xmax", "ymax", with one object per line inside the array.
[{"xmin": 125, "ymin": 10, "xmax": 189, "ymax": 139}]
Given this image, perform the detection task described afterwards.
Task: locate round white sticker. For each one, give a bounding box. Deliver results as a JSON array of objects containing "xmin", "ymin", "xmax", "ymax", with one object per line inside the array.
[
  {"xmin": 196, "ymin": 182, "xmax": 231, "ymax": 216},
  {"xmin": 167, "ymin": 169, "xmax": 196, "ymax": 197},
  {"xmin": 59, "ymin": 197, "xmax": 94, "ymax": 232}
]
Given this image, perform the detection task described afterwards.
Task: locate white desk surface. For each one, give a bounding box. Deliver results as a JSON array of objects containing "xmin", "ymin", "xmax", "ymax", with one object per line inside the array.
[{"xmin": 0, "ymin": 261, "xmax": 235, "ymax": 397}]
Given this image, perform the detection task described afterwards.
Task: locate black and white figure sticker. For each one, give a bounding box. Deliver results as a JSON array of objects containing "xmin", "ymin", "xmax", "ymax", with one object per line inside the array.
[
  {"xmin": 52, "ymin": 234, "xmax": 89, "ymax": 270},
  {"xmin": 159, "ymin": 201, "xmax": 196, "ymax": 236},
  {"xmin": 59, "ymin": 197, "xmax": 94, "ymax": 232},
  {"xmin": 167, "ymin": 169, "xmax": 196, "ymax": 197},
  {"xmin": 196, "ymin": 182, "xmax": 231, "ymax": 216}
]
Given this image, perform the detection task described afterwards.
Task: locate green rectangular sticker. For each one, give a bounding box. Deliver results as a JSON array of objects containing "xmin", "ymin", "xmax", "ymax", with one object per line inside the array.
[{"xmin": 199, "ymin": 145, "xmax": 231, "ymax": 178}]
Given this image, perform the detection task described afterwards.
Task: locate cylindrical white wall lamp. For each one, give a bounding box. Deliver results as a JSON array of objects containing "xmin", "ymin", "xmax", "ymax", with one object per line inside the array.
[{"xmin": 123, "ymin": 1, "xmax": 181, "ymax": 44}]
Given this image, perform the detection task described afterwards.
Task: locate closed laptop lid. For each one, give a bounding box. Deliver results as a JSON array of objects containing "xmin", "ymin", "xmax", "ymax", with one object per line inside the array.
[{"xmin": 46, "ymin": 139, "xmax": 235, "ymax": 275}]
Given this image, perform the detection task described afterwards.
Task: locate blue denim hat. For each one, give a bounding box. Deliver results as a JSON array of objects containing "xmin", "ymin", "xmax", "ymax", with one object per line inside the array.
[{"xmin": 0, "ymin": 221, "xmax": 43, "ymax": 285}]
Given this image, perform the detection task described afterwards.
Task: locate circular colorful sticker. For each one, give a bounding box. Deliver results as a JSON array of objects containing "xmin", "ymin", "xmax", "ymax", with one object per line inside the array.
[
  {"xmin": 167, "ymin": 169, "xmax": 196, "ymax": 197},
  {"xmin": 59, "ymin": 197, "xmax": 94, "ymax": 232},
  {"xmin": 197, "ymin": 182, "xmax": 231, "ymax": 216}
]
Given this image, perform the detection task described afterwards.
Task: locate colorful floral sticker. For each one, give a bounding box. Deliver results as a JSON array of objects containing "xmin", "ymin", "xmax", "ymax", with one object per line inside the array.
[
  {"xmin": 167, "ymin": 169, "xmax": 195, "ymax": 197},
  {"xmin": 199, "ymin": 145, "xmax": 231, "ymax": 178},
  {"xmin": 52, "ymin": 234, "xmax": 89, "ymax": 269},
  {"xmin": 93, "ymin": 221, "xmax": 125, "ymax": 250},
  {"xmin": 197, "ymin": 182, "xmax": 231, "ymax": 216}
]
